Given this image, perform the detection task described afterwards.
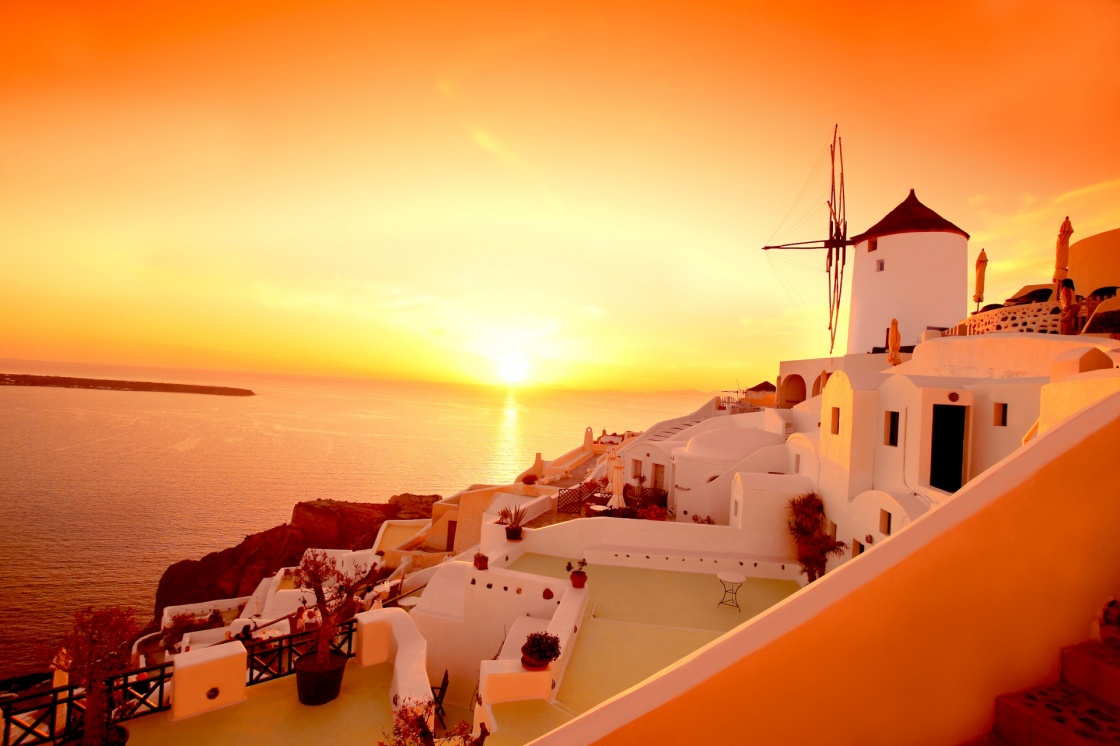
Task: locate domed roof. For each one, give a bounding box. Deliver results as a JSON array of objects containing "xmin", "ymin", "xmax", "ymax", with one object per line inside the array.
[
  {"xmin": 850, "ymin": 189, "xmax": 969, "ymax": 243},
  {"xmin": 682, "ymin": 428, "xmax": 784, "ymax": 461}
]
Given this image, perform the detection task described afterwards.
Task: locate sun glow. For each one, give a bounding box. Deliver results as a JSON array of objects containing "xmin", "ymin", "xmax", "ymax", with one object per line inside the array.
[{"xmin": 494, "ymin": 355, "xmax": 531, "ymax": 386}]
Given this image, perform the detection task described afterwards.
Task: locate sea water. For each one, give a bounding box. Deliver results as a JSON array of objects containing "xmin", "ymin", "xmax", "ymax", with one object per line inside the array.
[{"xmin": 0, "ymin": 360, "xmax": 706, "ymax": 678}]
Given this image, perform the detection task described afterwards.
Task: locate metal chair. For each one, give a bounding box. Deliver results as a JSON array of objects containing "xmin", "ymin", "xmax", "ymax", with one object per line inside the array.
[{"xmin": 431, "ymin": 669, "xmax": 449, "ymax": 729}]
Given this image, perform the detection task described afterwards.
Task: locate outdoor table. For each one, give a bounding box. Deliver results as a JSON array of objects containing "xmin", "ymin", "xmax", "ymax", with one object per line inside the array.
[{"xmin": 717, "ymin": 572, "xmax": 746, "ymax": 611}]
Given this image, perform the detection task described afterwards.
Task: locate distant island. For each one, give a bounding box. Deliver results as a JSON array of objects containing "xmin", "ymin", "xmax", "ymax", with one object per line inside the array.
[{"xmin": 0, "ymin": 374, "xmax": 255, "ymax": 397}]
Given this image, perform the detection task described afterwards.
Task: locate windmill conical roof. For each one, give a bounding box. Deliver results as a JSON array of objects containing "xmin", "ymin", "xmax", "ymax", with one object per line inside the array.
[{"xmin": 850, "ymin": 189, "xmax": 969, "ymax": 243}]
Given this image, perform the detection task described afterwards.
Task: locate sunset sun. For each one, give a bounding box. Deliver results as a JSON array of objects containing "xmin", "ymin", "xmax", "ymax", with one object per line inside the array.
[{"xmin": 494, "ymin": 355, "xmax": 531, "ymax": 386}]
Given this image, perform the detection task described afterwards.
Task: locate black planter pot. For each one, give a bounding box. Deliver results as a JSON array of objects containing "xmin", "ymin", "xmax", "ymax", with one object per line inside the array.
[
  {"xmin": 295, "ymin": 651, "xmax": 348, "ymax": 706},
  {"xmin": 505, "ymin": 525, "xmax": 523, "ymax": 541}
]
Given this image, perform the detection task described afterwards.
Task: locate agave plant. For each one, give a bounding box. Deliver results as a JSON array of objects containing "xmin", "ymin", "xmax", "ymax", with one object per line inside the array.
[{"xmin": 496, "ymin": 505, "xmax": 527, "ymax": 528}]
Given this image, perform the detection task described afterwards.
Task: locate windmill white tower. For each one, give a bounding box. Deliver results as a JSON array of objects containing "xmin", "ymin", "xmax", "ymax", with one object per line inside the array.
[{"xmin": 846, "ymin": 190, "xmax": 968, "ymax": 354}]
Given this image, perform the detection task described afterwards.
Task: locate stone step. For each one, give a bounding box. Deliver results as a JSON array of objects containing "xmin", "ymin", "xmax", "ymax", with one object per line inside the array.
[
  {"xmin": 995, "ymin": 681, "xmax": 1120, "ymax": 744},
  {"xmin": 1065, "ymin": 641, "xmax": 1120, "ymax": 710}
]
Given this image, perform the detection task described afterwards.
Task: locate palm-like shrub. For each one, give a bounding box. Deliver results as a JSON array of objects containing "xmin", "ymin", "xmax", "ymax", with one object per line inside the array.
[{"xmin": 786, "ymin": 492, "xmax": 847, "ymax": 583}]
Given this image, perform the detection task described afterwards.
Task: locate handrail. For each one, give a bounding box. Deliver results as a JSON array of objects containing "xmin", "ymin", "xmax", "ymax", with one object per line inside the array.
[
  {"xmin": 3, "ymin": 622, "xmax": 358, "ymax": 740},
  {"xmin": 1, "ymin": 682, "xmax": 84, "ymax": 745},
  {"xmin": 245, "ymin": 619, "xmax": 357, "ymax": 686},
  {"xmin": 106, "ymin": 661, "xmax": 174, "ymax": 723}
]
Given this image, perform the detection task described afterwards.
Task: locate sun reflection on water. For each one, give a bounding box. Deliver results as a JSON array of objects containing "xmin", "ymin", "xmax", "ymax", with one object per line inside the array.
[{"xmin": 494, "ymin": 390, "xmax": 523, "ymax": 474}]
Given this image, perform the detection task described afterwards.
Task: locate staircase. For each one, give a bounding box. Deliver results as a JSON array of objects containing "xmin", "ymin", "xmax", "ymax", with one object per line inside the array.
[{"xmin": 966, "ymin": 640, "xmax": 1120, "ymax": 744}]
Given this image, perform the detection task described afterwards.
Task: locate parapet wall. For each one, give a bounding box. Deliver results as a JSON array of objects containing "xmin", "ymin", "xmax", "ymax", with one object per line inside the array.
[{"xmin": 967, "ymin": 301, "xmax": 1062, "ymax": 335}]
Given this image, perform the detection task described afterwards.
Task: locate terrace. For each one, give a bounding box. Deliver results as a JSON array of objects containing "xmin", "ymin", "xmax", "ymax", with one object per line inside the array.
[
  {"xmin": 479, "ymin": 553, "xmax": 799, "ymax": 745},
  {"xmin": 126, "ymin": 661, "xmax": 474, "ymax": 745},
  {"xmin": 4, "ymin": 552, "xmax": 798, "ymax": 746}
]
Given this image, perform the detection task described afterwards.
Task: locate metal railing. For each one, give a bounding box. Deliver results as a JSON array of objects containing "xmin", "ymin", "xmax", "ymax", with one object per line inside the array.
[
  {"xmin": 106, "ymin": 661, "xmax": 173, "ymax": 723},
  {"xmin": 246, "ymin": 619, "xmax": 356, "ymax": 686},
  {"xmin": 2, "ymin": 683, "xmax": 84, "ymax": 745},
  {"xmin": 3, "ymin": 622, "xmax": 357, "ymax": 742}
]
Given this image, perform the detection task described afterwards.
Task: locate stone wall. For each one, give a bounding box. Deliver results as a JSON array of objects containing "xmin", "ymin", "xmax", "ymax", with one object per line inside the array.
[{"xmin": 966, "ymin": 301, "xmax": 1062, "ymax": 335}]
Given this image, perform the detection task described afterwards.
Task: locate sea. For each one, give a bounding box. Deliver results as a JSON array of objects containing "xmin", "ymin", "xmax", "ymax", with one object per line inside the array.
[{"xmin": 0, "ymin": 359, "xmax": 708, "ymax": 679}]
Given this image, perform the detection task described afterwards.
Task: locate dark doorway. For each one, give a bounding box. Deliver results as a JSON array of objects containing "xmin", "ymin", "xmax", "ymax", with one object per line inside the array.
[
  {"xmin": 930, "ymin": 404, "xmax": 967, "ymax": 492},
  {"xmin": 446, "ymin": 519, "xmax": 457, "ymax": 552}
]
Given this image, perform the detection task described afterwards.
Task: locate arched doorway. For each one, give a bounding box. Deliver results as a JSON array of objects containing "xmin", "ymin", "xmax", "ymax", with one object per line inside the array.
[{"xmin": 783, "ymin": 375, "xmax": 806, "ymax": 408}]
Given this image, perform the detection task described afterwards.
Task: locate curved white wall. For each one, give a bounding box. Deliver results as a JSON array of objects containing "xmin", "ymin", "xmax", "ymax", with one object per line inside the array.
[{"xmin": 847, "ymin": 232, "xmax": 967, "ymax": 354}]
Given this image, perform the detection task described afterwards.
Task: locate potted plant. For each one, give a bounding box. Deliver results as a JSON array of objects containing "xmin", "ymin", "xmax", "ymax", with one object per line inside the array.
[
  {"xmin": 786, "ymin": 492, "xmax": 847, "ymax": 583},
  {"xmin": 635, "ymin": 473, "xmax": 648, "ymax": 499},
  {"xmin": 521, "ymin": 474, "xmax": 538, "ymax": 485},
  {"xmin": 292, "ymin": 549, "xmax": 382, "ymax": 705},
  {"xmin": 473, "ymin": 552, "xmax": 489, "ymax": 571},
  {"xmin": 520, "ymin": 631, "xmax": 561, "ymax": 670},
  {"xmin": 46, "ymin": 605, "xmax": 140, "ymax": 746},
  {"xmin": 377, "ymin": 699, "xmax": 489, "ymax": 745},
  {"xmin": 496, "ymin": 505, "xmax": 527, "ymax": 541},
  {"xmin": 565, "ymin": 559, "xmax": 588, "ymax": 588}
]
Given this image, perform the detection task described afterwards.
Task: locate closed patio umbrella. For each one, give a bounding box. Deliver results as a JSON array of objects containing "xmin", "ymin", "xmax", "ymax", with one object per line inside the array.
[
  {"xmin": 608, "ymin": 447, "xmax": 626, "ymax": 509},
  {"xmin": 1053, "ymin": 216, "xmax": 1074, "ymax": 284},
  {"xmin": 973, "ymin": 248, "xmax": 988, "ymax": 311},
  {"xmin": 887, "ymin": 318, "xmax": 902, "ymax": 366}
]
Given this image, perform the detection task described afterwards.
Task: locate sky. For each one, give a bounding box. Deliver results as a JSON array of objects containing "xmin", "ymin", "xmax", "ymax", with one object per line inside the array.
[{"xmin": 3, "ymin": 0, "xmax": 1119, "ymax": 391}]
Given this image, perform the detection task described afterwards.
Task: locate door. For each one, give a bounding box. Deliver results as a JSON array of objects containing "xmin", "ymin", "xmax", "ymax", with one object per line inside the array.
[
  {"xmin": 652, "ymin": 463, "xmax": 665, "ymax": 490},
  {"xmin": 930, "ymin": 404, "xmax": 967, "ymax": 492}
]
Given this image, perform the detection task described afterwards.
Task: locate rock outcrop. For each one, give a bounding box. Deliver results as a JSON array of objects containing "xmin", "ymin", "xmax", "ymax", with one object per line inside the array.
[{"xmin": 152, "ymin": 494, "xmax": 439, "ymax": 625}]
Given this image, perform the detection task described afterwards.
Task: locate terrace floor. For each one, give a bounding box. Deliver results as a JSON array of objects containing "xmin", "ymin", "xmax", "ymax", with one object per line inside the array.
[
  {"xmin": 481, "ymin": 553, "xmax": 800, "ymax": 744},
  {"xmin": 126, "ymin": 660, "xmax": 473, "ymax": 746}
]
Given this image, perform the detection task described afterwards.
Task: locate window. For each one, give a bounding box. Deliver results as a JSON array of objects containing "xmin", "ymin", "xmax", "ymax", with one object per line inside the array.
[
  {"xmin": 875, "ymin": 259, "xmax": 885, "ymax": 272},
  {"xmin": 824, "ymin": 519, "xmax": 837, "ymax": 540},
  {"xmin": 994, "ymin": 403, "xmax": 1008, "ymax": 427},
  {"xmin": 879, "ymin": 509, "xmax": 892, "ymax": 536},
  {"xmin": 852, "ymin": 539, "xmax": 865, "ymax": 557},
  {"xmin": 868, "ymin": 238, "xmax": 878, "ymax": 252},
  {"xmin": 794, "ymin": 454, "xmax": 801, "ymax": 473},
  {"xmin": 631, "ymin": 459, "xmax": 643, "ymax": 479},
  {"xmin": 830, "ymin": 407, "xmax": 840, "ymax": 435},
  {"xmin": 884, "ymin": 411, "xmax": 899, "ymax": 446}
]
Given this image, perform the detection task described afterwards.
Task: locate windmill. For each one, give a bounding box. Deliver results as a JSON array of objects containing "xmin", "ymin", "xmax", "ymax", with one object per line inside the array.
[{"xmin": 762, "ymin": 125, "xmax": 849, "ymax": 354}]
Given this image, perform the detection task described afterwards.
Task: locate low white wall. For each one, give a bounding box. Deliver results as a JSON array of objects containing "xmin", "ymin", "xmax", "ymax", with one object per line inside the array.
[
  {"xmin": 523, "ymin": 518, "xmax": 803, "ymax": 582},
  {"xmin": 170, "ymin": 642, "xmax": 247, "ymax": 721},
  {"xmin": 161, "ymin": 597, "xmax": 250, "ymax": 629},
  {"xmin": 354, "ymin": 608, "xmax": 431, "ymax": 711},
  {"xmin": 476, "ymin": 585, "xmax": 589, "ymax": 735},
  {"xmin": 410, "ymin": 562, "xmax": 566, "ymax": 706}
]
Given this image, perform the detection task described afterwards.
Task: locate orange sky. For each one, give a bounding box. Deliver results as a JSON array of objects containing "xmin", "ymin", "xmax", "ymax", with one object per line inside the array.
[{"xmin": 3, "ymin": 1, "xmax": 1119, "ymax": 391}]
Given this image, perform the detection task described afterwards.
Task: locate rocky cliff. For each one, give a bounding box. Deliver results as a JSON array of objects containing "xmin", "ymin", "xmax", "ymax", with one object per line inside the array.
[{"xmin": 152, "ymin": 494, "xmax": 439, "ymax": 624}]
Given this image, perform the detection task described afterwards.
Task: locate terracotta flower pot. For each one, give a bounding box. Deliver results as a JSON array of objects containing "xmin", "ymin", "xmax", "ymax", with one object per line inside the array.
[
  {"xmin": 474, "ymin": 555, "xmax": 489, "ymax": 570},
  {"xmin": 521, "ymin": 654, "xmax": 550, "ymax": 671},
  {"xmin": 569, "ymin": 571, "xmax": 587, "ymax": 589}
]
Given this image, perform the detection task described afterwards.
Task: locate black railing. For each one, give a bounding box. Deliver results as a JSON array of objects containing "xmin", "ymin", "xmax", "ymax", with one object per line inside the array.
[
  {"xmin": 246, "ymin": 619, "xmax": 356, "ymax": 686},
  {"xmin": 106, "ymin": 661, "xmax": 173, "ymax": 723},
  {"xmin": 2, "ymin": 683, "xmax": 84, "ymax": 746},
  {"xmin": 3, "ymin": 621, "xmax": 358, "ymax": 742}
]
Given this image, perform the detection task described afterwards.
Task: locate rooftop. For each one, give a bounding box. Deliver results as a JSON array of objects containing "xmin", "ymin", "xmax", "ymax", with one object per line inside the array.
[{"xmin": 850, "ymin": 189, "xmax": 969, "ymax": 243}]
